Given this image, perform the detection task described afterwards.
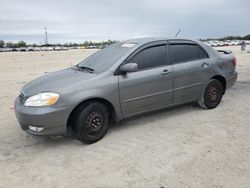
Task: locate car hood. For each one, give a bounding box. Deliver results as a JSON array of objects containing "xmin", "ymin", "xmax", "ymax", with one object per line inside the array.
[{"xmin": 22, "ymin": 68, "xmax": 96, "ymax": 96}]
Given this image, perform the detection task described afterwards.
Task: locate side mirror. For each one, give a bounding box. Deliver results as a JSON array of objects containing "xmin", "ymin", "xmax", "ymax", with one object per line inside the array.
[{"xmin": 120, "ymin": 63, "xmax": 138, "ymax": 74}]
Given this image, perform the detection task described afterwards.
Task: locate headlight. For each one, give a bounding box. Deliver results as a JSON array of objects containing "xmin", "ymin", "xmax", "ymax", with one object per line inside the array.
[{"xmin": 24, "ymin": 92, "xmax": 59, "ymax": 107}]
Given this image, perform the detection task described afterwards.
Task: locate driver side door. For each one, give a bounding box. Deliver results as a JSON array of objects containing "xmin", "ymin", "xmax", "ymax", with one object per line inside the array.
[{"xmin": 118, "ymin": 42, "xmax": 174, "ymax": 117}]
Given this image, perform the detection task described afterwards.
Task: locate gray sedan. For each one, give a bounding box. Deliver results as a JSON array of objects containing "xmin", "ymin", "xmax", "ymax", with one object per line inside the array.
[{"xmin": 14, "ymin": 38, "xmax": 238, "ymax": 143}]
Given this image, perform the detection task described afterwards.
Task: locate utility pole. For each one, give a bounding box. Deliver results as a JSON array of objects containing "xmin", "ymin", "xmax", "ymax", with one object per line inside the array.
[{"xmin": 44, "ymin": 27, "xmax": 48, "ymax": 45}]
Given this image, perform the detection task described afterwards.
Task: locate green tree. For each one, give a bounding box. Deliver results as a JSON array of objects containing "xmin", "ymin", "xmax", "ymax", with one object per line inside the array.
[
  {"xmin": 243, "ymin": 34, "xmax": 250, "ymax": 40},
  {"xmin": 0, "ymin": 40, "xmax": 4, "ymax": 48},
  {"xmin": 16, "ymin": 41, "xmax": 26, "ymax": 48},
  {"xmin": 6, "ymin": 42, "xmax": 14, "ymax": 48}
]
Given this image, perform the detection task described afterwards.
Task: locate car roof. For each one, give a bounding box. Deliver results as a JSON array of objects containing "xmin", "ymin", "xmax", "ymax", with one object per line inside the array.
[
  {"xmin": 122, "ymin": 37, "xmax": 200, "ymax": 45},
  {"xmin": 121, "ymin": 37, "xmax": 219, "ymax": 59}
]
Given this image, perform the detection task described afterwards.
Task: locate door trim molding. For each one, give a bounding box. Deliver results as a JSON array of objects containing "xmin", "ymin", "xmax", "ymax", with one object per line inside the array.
[
  {"xmin": 174, "ymin": 82, "xmax": 203, "ymax": 91},
  {"xmin": 122, "ymin": 89, "xmax": 173, "ymax": 103}
]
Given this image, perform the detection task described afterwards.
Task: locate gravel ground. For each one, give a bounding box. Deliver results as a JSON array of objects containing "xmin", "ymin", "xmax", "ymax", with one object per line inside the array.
[{"xmin": 0, "ymin": 46, "xmax": 250, "ymax": 188}]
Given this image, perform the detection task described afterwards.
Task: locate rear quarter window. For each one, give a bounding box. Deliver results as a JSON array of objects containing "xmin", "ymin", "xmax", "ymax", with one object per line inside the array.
[{"xmin": 198, "ymin": 46, "xmax": 209, "ymax": 59}]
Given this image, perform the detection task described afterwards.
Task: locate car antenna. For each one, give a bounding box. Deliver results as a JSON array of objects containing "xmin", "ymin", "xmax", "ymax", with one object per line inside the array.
[{"xmin": 175, "ymin": 29, "xmax": 181, "ymax": 37}]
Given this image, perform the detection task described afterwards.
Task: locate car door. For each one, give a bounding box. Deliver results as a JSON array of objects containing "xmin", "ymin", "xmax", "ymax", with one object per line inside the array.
[
  {"xmin": 169, "ymin": 40, "xmax": 212, "ymax": 104},
  {"xmin": 118, "ymin": 42, "xmax": 174, "ymax": 117}
]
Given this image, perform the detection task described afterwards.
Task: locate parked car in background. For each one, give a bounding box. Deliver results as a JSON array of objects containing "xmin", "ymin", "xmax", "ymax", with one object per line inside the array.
[
  {"xmin": 231, "ymin": 41, "xmax": 237, "ymax": 46},
  {"xmin": 34, "ymin": 47, "xmax": 41, "ymax": 51},
  {"xmin": 27, "ymin": 47, "xmax": 35, "ymax": 52},
  {"xmin": 11, "ymin": 48, "xmax": 20, "ymax": 52},
  {"xmin": 245, "ymin": 40, "xmax": 250, "ymax": 45},
  {"xmin": 206, "ymin": 41, "xmax": 222, "ymax": 47},
  {"xmin": 203, "ymin": 41, "xmax": 211, "ymax": 46},
  {"xmin": 224, "ymin": 40, "xmax": 234, "ymax": 46},
  {"xmin": 212, "ymin": 41, "xmax": 221, "ymax": 47},
  {"xmin": 20, "ymin": 48, "xmax": 26, "ymax": 52},
  {"xmin": 218, "ymin": 41, "xmax": 225, "ymax": 46},
  {"xmin": 205, "ymin": 41, "xmax": 213, "ymax": 47},
  {"xmin": 14, "ymin": 37, "xmax": 238, "ymax": 144},
  {"xmin": 54, "ymin": 46, "xmax": 62, "ymax": 51},
  {"xmin": 61, "ymin": 46, "xmax": 69, "ymax": 50}
]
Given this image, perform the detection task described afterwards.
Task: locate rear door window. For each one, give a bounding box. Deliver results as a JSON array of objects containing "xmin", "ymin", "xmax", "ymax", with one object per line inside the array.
[{"xmin": 170, "ymin": 44, "xmax": 200, "ymax": 64}]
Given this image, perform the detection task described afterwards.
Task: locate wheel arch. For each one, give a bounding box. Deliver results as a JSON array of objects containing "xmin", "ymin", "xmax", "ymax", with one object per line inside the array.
[
  {"xmin": 67, "ymin": 97, "xmax": 117, "ymax": 134},
  {"xmin": 211, "ymin": 75, "xmax": 226, "ymax": 94}
]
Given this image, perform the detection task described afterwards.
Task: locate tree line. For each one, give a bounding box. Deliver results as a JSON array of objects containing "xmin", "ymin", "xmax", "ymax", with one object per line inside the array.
[
  {"xmin": 203, "ymin": 34, "xmax": 250, "ymax": 41},
  {"xmin": 0, "ymin": 39, "xmax": 117, "ymax": 48},
  {"xmin": 220, "ymin": 34, "xmax": 250, "ymax": 41},
  {"xmin": 0, "ymin": 40, "xmax": 26, "ymax": 48},
  {"xmin": 1, "ymin": 35, "xmax": 250, "ymax": 49}
]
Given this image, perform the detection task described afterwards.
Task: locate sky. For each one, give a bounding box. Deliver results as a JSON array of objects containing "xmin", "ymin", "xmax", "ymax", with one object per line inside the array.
[{"xmin": 0, "ymin": 0, "xmax": 249, "ymax": 44}]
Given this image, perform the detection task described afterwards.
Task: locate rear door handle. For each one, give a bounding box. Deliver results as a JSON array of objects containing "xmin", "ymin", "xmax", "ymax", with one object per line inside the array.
[
  {"xmin": 201, "ymin": 62, "xmax": 209, "ymax": 68},
  {"xmin": 161, "ymin": 69, "xmax": 171, "ymax": 75}
]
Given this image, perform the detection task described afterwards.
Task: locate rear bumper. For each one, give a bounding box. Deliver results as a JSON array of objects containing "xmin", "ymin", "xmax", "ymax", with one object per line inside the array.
[
  {"xmin": 225, "ymin": 71, "xmax": 238, "ymax": 89},
  {"xmin": 14, "ymin": 98, "xmax": 73, "ymax": 136}
]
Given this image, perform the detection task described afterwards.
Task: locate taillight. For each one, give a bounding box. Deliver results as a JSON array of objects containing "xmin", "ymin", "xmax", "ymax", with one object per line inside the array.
[{"xmin": 232, "ymin": 57, "xmax": 237, "ymax": 65}]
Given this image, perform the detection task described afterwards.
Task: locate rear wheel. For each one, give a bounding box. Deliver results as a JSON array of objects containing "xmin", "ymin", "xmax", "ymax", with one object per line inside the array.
[
  {"xmin": 74, "ymin": 102, "xmax": 109, "ymax": 144},
  {"xmin": 198, "ymin": 79, "xmax": 223, "ymax": 109}
]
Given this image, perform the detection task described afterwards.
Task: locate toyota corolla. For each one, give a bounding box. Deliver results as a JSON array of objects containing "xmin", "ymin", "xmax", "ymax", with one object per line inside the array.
[{"xmin": 14, "ymin": 38, "xmax": 238, "ymax": 144}]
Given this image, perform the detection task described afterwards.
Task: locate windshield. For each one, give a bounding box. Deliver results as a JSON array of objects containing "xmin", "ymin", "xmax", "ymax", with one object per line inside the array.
[{"xmin": 77, "ymin": 42, "xmax": 136, "ymax": 73}]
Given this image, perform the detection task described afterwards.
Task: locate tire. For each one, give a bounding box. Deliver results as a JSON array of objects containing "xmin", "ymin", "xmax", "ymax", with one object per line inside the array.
[
  {"xmin": 74, "ymin": 102, "xmax": 109, "ymax": 144},
  {"xmin": 198, "ymin": 79, "xmax": 223, "ymax": 109}
]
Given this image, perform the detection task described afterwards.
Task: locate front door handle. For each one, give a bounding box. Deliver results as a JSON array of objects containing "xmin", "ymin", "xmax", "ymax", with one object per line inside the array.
[{"xmin": 161, "ymin": 69, "xmax": 171, "ymax": 75}]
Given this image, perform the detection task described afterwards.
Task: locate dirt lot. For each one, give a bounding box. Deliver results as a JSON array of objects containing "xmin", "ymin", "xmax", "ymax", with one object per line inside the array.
[{"xmin": 0, "ymin": 46, "xmax": 250, "ymax": 187}]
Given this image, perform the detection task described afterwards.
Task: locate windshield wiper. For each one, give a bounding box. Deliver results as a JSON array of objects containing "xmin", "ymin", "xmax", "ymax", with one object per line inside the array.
[{"xmin": 76, "ymin": 65, "xmax": 95, "ymax": 73}]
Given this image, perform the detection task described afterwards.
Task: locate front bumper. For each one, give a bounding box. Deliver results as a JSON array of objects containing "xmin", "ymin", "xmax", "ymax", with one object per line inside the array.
[{"xmin": 14, "ymin": 97, "xmax": 73, "ymax": 136}]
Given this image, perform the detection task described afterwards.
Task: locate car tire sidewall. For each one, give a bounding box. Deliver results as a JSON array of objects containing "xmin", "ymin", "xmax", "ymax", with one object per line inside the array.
[
  {"xmin": 75, "ymin": 102, "xmax": 109, "ymax": 144},
  {"xmin": 202, "ymin": 79, "xmax": 223, "ymax": 109}
]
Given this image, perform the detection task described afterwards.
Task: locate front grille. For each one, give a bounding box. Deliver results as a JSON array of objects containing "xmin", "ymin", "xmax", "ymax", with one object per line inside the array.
[{"xmin": 19, "ymin": 91, "xmax": 27, "ymax": 104}]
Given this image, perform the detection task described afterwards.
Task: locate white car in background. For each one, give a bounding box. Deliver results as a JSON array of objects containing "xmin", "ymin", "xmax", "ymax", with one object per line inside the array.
[
  {"xmin": 213, "ymin": 40, "xmax": 224, "ymax": 47},
  {"xmin": 224, "ymin": 40, "xmax": 234, "ymax": 46},
  {"xmin": 61, "ymin": 46, "xmax": 69, "ymax": 50},
  {"xmin": 54, "ymin": 46, "xmax": 62, "ymax": 51},
  {"xmin": 34, "ymin": 47, "xmax": 41, "ymax": 51},
  {"xmin": 210, "ymin": 41, "xmax": 218, "ymax": 47},
  {"xmin": 40, "ymin": 47, "xmax": 47, "ymax": 51},
  {"xmin": 202, "ymin": 41, "xmax": 210, "ymax": 46},
  {"xmin": 231, "ymin": 41, "xmax": 238, "ymax": 46},
  {"xmin": 210, "ymin": 41, "xmax": 220, "ymax": 47},
  {"xmin": 218, "ymin": 41, "xmax": 224, "ymax": 46},
  {"xmin": 0, "ymin": 49, "xmax": 5, "ymax": 52},
  {"xmin": 205, "ymin": 41, "xmax": 214, "ymax": 47},
  {"xmin": 245, "ymin": 40, "xmax": 250, "ymax": 45}
]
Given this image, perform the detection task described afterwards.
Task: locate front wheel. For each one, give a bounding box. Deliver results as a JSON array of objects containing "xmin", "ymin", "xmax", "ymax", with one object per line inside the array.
[
  {"xmin": 198, "ymin": 79, "xmax": 223, "ymax": 109},
  {"xmin": 74, "ymin": 102, "xmax": 109, "ymax": 144}
]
